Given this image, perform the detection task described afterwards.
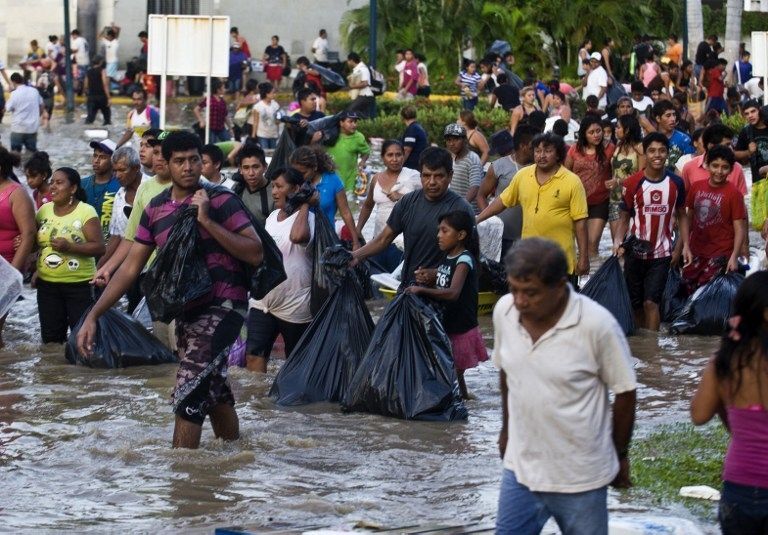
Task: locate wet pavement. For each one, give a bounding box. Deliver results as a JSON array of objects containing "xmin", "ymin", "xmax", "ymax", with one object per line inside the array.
[{"xmin": 0, "ymin": 104, "xmax": 750, "ymax": 532}]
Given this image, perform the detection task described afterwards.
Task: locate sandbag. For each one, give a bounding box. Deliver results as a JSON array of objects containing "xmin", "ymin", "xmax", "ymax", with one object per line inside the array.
[
  {"xmin": 204, "ymin": 183, "xmax": 286, "ymax": 300},
  {"xmin": 265, "ymin": 127, "xmax": 297, "ymax": 181},
  {"xmin": 65, "ymin": 307, "xmax": 177, "ymax": 368},
  {"xmin": 580, "ymin": 256, "xmax": 635, "ymax": 335},
  {"xmin": 661, "ymin": 267, "xmax": 686, "ymax": 323},
  {"xmin": 341, "ymin": 293, "xmax": 468, "ymax": 421},
  {"xmin": 669, "ymin": 272, "xmax": 744, "ymax": 335},
  {"xmin": 479, "ymin": 257, "xmax": 507, "ymax": 296},
  {"xmin": 270, "ymin": 272, "xmax": 374, "ymax": 405},
  {"xmin": 0, "ymin": 256, "xmax": 23, "ymax": 318},
  {"xmin": 141, "ymin": 206, "xmax": 212, "ymax": 323},
  {"xmin": 310, "ymin": 211, "xmax": 342, "ymax": 315}
]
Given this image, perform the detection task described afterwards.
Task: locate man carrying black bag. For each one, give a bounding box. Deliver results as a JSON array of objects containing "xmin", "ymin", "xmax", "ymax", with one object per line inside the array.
[{"xmin": 77, "ymin": 132, "xmax": 265, "ymax": 449}]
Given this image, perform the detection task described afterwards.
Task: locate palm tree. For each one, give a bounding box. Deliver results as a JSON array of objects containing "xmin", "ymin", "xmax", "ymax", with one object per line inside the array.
[
  {"xmin": 724, "ymin": 0, "xmax": 743, "ymax": 84},
  {"xmin": 687, "ymin": 0, "xmax": 704, "ymax": 60}
]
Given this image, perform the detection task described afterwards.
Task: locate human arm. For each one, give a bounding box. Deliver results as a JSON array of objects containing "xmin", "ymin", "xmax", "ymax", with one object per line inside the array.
[
  {"xmin": 110, "ymin": 23, "xmax": 121, "ymax": 39},
  {"xmin": 691, "ymin": 358, "xmax": 728, "ymax": 428},
  {"xmin": 250, "ymin": 107, "xmax": 260, "ymax": 138},
  {"xmin": 92, "ymin": 237, "xmax": 131, "ymax": 286},
  {"xmin": 509, "ymin": 107, "xmax": 522, "ymax": 134},
  {"xmin": 564, "ymin": 152, "xmax": 575, "ymax": 171},
  {"xmin": 671, "ymin": 206, "xmax": 692, "ymax": 267},
  {"xmin": 336, "ymin": 189, "xmax": 361, "ymax": 249},
  {"xmin": 574, "ymin": 217, "xmax": 589, "ymax": 275},
  {"xmin": 499, "ymin": 370, "xmax": 508, "ymax": 459},
  {"xmin": 603, "ymin": 49, "xmax": 613, "ymax": 78},
  {"xmin": 76, "ymin": 241, "xmax": 154, "ymax": 357},
  {"xmin": 97, "ymin": 235, "xmax": 122, "ymax": 268},
  {"xmin": 476, "ymin": 166, "xmax": 498, "ymax": 211},
  {"xmin": 612, "ymin": 209, "xmax": 631, "ymax": 256},
  {"xmin": 454, "ymin": 74, "xmax": 463, "ymax": 88},
  {"xmin": 289, "ymin": 204, "xmax": 312, "ymax": 245},
  {"xmin": 101, "ymin": 68, "xmax": 110, "ymax": 104},
  {"xmin": 51, "ymin": 217, "xmax": 105, "ymax": 257},
  {"xmin": 406, "ymin": 261, "xmax": 469, "ymax": 300},
  {"xmin": 10, "ymin": 189, "xmax": 36, "ymax": 272},
  {"xmin": 611, "ymin": 389, "xmax": 636, "ymax": 488},
  {"xmin": 477, "ymin": 197, "xmax": 507, "ymax": 224},
  {"xmin": 350, "ymin": 224, "xmax": 397, "ymax": 265},
  {"xmin": 192, "ymin": 189, "xmax": 263, "ymax": 266},
  {"xmin": 355, "ymin": 176, "xmax": 377, "ymax": 234},
  {"xmin": 402, "ymin": 145, "xmax": 413, "ymax": 163},
  {"xmin": 728, "ymin": 219, "xmax": 747, "ymax": 272},
  {"xmin": 193, "ymin": 101, "xmax": 206, "ymax": 128},
  {"xmin": 474, "ymin": 132, "xmax": 490, "ymax": 165},
  {"xmin": 116, "ymin": 128, "xmax": 132, "ymax": 148}
]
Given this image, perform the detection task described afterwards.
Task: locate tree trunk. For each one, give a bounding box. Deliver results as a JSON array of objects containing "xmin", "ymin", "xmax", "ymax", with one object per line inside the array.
[
  {"xmin": 724, "ymin": 0, "xmax": 743, "ymax": 84},
  {"xmin": 687, "ymin": 0, "xmax": 704, "ymax": 60}
]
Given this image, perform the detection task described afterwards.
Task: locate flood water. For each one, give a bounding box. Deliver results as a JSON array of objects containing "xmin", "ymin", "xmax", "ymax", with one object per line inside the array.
[{"xmin": 0, "ymin": 104, "xmax": 751, "ymax": 532}]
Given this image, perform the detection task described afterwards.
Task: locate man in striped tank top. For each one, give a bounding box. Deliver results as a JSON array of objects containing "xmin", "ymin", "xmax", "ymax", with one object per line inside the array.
[{"xmin": 613, "ymin": 132, "xmax": 691, "ymax": 331}]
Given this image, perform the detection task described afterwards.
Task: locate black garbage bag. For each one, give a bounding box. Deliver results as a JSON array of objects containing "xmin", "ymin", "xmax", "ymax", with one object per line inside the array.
[
  {"xmin": 310, "ymin": 211, "xmax": 342, "ymax": 315},
  {"xmin": 204, "ymin": 183, "xmax": 286, "ymax": 300},
  {"xmin": 265, "ymin": 127, "xmax": 297, "ymax": 181},
  {"xmin": 307, "ymin": 113, "xmax": 342, "ymax": 146},
  {"xmin": 669, "ymin": 272, "xmax": 744, "ymax": 335},
  {"xmin": 479, "ymin": 257, "xmax": 507, "ymax": 295},
  {"xmin": 284, "ymin": 181, "xmax": 315, "ymax": 216},
  {"xmin": 140, "ymin": 206, "xmax": 212, "ymax": 322},
  {"xmin": 65, "ymin": 307, "xmax": 177, "ymax": 368},
  {"xmin": 311, "ymin": 62, "xmax": 345, "ymax": 92},
  {"xmin": 580, "ymin": 256, "xmax": 635, "ymax": 335},
  {"xmin": 338, "ymin": 237, "xmax": 375, "ymax": 300},
  {"xmin": 661, "ymin": 267, "xmax": 686, "ymax": 323},
  {"xmin": 341, "ymin": 293, "xmax": 468, "ymax": 421},
  {"xmin": 269, "ymin": 272, "xmax": 375, "ymax": 405}
]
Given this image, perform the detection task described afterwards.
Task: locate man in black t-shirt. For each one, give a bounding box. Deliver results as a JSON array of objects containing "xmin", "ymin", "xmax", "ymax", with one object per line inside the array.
[
  {"xmin": 734, "ymin": 99, "xmax": 768, "ymax": 182},
  {"xmin": 490, "ymin": 73, "xmax": 520, "ymax": 111},
  {"xmin": 400, "ymin": 105, "xmax": 428, "ymax": 170},
  {"xmin": 289, "ymin": 88, "xmax": 325, "ymax": 146}
]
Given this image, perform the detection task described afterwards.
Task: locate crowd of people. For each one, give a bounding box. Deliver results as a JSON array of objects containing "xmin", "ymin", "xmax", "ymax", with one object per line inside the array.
[{"xmin": 1, "ymin": 24, "xmax": 768, "ymax": 534}]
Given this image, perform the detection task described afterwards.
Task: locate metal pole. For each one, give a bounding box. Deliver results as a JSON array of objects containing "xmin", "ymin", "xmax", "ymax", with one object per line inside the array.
[
  {"xmin": 205, "ymin": 18, "xmax": 213, "ymax": 144},
  {"xmin": 369, "ymin": 0, "xmax": 377, "ymax": 68},
  {"xmin": 63, "ymin": 0, "xmax": 75, "ymax": 117},
  {"xmin": 160, "ymin": 16, "xmax": 168, "ymax": 129},
  {"xmin": 682, "ymin": 0, "xmax": 688, "ymax": 62}
]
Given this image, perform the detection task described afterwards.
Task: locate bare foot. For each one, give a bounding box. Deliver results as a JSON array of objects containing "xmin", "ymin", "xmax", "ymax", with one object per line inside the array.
[{"xmin": 462, "ymin": 392, "xmax": 477, "ymax": 401}]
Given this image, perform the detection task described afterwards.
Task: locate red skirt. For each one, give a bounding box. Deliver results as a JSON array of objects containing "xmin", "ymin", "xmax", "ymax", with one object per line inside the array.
[
  {"xmin": 448, "ymin": 326, "xmax": 488, "ymax": 371},
  {"xmin": 266, "ymin": 64, "xmax": 283, "ymax": 82}
]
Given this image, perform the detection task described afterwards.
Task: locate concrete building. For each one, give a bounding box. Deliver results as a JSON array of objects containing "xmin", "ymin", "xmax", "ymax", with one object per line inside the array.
[{"xmin": 1, "ymin": 0, "xmax": 365, "ymax": 67}]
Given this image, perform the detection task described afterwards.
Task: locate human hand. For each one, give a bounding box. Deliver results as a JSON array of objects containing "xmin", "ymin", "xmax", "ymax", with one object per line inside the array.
[
  {"xmin": 91, "ymin": 265, "xmax": 112, "ymax": 288},
  {"xmin": 12, "ymin": 234, "xmax": 21, "ymax": 251},
  {"xmin": 670, "ymin": 249, "xmax": 682, "ymax": 268},
  {"xmin": 404, "ymin": 285, "xmax": 422, "ymax": 295},
  {"xmin": 198, "ymin": 120, "xmax": 205, "ymax": 129},
  {"xmin": 30, "ymin": 271, "xmax": 38, "ymax": 289},
  {"xmin": 749, "ymin": 141, "xmax": 758, "ymax": 155},
  {"xmin": 51, "ymin": 237, "xmax": 71, "ymax": 253},
  {"xmin": 310, "ymin": 131, "xmax": 323, "ymax": 143},
  {"xmin": 727, "ymin": 255, "xmax": 739, "ymax": 273},
  {"xmin": 352, "ymin": 236, "xmax": 361, "ymax": 251},
  {"xmin": 682, "ymin": 246, "xmax": 693, "ymax": 268},
  {"xmin": 191, "ymin": 188, "xmax": 211, "ymax": 223},
  {"xmin": 414, "ymin": 267, "xmax": 435, "ymax": 286},
  {"xmin": 299, "ymin": 119, "xmax": 309, "ymax": 128},
  {"xmin": 610, "ymin": 456, "xmax": 632, "ymax": 488},
  {"xmin": 605, "ymin": 178, "xmax": 618, "ymax": 190},
  {"xmin": 76, "ymin": 315, "xmax": 98, "ymax": 359},
  {"xmin": 612, "ymin": 240, "xmax": 624, "ymax": 258}
]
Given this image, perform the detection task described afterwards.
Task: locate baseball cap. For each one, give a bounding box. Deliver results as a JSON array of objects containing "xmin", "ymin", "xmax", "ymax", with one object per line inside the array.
[
  {"xmin": 589, "ymin": 52, "xmax": 602, "ymax": 62},
  {"xmin": 146, "ymin": 130, "xmax": 169, "ymax": 147},
  {"xmin": 339, "ymin": 110, "xmax": 360, "ymax": 120},
  {"xmin": 89, "ymin": 138, "xmax": 117, "ymax": 154},
  {"xmin": 489, "ymin": 129, "xmax": 514, "ymax": 156},
  {"xmin": 443, "ymin": 123, "xmax": 467, "ymax": 138}
]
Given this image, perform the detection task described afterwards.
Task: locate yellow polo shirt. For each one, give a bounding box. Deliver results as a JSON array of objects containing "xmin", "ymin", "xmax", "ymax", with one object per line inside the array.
[{"xmin": 499, "ymin": 165, "xmax": 588, "ymax": 273}]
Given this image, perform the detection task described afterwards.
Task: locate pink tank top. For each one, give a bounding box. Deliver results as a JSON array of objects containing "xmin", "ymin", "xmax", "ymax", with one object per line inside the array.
[
  {"xmin": 723, "ymin": 406, "xmax": 768, "ymax": 488},
  {"xmin": 0, "ymin": 182, "xmax": 21, "ymax": 264},
  {"xmin": 642, "ymin": 63, "xmax": 659, "ymax": 87}
]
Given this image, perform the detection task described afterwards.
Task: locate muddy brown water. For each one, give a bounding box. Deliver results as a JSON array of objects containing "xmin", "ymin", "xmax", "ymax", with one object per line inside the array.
[{"xmin": 0, "ymin": 104, "xmax": 744, "ymax": 532}]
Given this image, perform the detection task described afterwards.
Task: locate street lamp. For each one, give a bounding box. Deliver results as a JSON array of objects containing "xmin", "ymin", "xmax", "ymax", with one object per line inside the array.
[{"xmin": 63, "ymin": 0, "xmax": 75, "ymax": 117}]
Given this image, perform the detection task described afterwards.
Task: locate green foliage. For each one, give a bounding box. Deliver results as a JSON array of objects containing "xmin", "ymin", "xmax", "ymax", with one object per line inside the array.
[
  {"xmin": 721, "ymin": 112, "xmax": 748, "ymax": 134},
  {"xmin": 629, "ymin": 422, "xmax": 727, "ymax": 518},
  {"xmin": 704, "ymin": 4, "xmax": 768, "ymax": 38}
]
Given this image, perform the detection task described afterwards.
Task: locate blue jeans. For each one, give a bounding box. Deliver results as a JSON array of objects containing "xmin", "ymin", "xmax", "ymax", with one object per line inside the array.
[
  {"xmin": 496, "ymin": 469, "xmax": 608, "ymax": 535},
  {"xmin": 10, "ymin": 132, "xmax": 38, "ymax": 153},
  {"xmin": 257, "ymin": 136, "xmax": 277, "ymax": 149},
  {"xmin": 209, "ymin": 129, "xmax": 231, "ymax": 143},
  {"xmin": 719, "ymin": 481, "xmax": 768, "ymax": 534},
  {"xmin": 462, "ymin": 96, "xmax": 478, "ymax": 110}
]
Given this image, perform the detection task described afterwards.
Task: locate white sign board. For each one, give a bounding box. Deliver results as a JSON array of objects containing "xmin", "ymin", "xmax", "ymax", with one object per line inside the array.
[
  {"xmin": 752, "ymin": 31, "xmax": 767, "ymax": 77},
  {"xmin": 147, "ymin": 15, "xmax": 230, "ymax": 77}
]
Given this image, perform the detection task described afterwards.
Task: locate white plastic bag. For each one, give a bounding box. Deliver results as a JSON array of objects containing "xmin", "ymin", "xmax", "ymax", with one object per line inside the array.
[
  {"xmin": 131, "ymin": 297, "xmax": 153, "ymax": 332},
  {"xmin": 0, "ymin": 256, "xmax": 23, "ymax": 318},
  {"xmin": 477, "ymin": 216, "xmax": 504, "ymax": 262}
]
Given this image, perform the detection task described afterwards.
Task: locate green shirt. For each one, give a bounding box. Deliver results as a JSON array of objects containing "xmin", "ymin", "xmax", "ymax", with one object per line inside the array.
[
  {"xmin": 124, "ymin": 176, "xmax": 172, "ymax": 241},
  {"xmin": 36, "ymin": 202, "xmax": 99, "ymax": 283},
  {"xmin": 327, "ymin": 132, "xmax": 370, "ymax": 191}
]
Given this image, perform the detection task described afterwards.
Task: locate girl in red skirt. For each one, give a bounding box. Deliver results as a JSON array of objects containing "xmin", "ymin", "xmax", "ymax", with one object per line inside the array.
[{"xmin": 406, "ymin": 210, "xmax": 487, "ymax": 399}]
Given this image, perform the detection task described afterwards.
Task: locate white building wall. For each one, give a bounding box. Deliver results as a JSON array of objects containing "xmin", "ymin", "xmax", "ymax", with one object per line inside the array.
[{"xmin": 0, "ymin": 0, "xmax": 77, "ymax": 67}]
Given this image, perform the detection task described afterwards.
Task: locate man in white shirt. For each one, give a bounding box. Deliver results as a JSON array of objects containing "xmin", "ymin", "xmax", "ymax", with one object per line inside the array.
[
  {"xmin": 584, "ymin": 52, "xmax": 608, "ymax": 108},
  {"xmin": 6, "ymin": 73, "xmax": 47, "ymax": 152},
  {"xmin": 0, "ymin": 59, "xmax": 10, "ymax": 124},
  {"xmin": 311, "ymin": 29, "xmax": 329, "ymax": 66},
  {"xmin": 493, "ymin": 238, "xmax": 636, "ymax": 534},
  {"xmin": 71, "ymin": 29, "xmax": 90, "ymax": 94},
  {"xmin": 744, "ymin": 77, "xmax": 764, "ymax": 100},
  {"xmin": 346, "ymin": 52, "xmax": 375, "ymax": 118},
  {"xmin": 100, "ymin": 24, "xmax": 121, "ymax": 90}
]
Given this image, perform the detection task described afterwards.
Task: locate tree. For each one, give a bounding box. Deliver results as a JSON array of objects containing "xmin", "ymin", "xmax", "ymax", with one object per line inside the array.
[
  {"xmin": 687, "ymin": 0, "xmax": 705, "ymax": 60},
  {"xmin": 724, "ymin": 0, "xmax": 743, "ymax": 84}
]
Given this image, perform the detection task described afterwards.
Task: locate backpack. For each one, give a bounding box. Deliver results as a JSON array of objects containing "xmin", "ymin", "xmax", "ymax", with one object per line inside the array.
[{"xmin": 368, "ymin": 66, "xmax": 386, "ymax": 96}]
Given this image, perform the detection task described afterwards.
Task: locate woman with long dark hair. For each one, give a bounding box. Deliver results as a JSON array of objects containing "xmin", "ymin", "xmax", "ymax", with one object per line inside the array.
[
  {"xmin": 607, "ymin": 115, "xmax": 645, "ymax": 241},
  {"xmin": 34, "ymin": 167, "xmax": 105, "ymax": 344},
  {"xmin": 564, "ymin": 114, "xmax": 615, "ymax": 256},
  {"xmin": 691, "ymin": 271, "xmax": 768, "ymax": 532}
]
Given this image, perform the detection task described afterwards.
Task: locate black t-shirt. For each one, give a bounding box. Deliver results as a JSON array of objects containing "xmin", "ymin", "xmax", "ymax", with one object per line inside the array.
[
  {"xmin": 695, "ymin": 41, "xmax": 713, "ymax": 66},
  {"xmin": 493, "ymin": 84, "xmax": 520, "ymax": 111},
  {"xmin": 634, "ymin": 43, "xmax": 652, "ymax": 66},
  {"xmin": 736, "ymin": 124, "xmax": 768, "ymax": 183},
  {"xmin": 264, "ymin": 45, "xmax": 285, "ymax": 64},
  {"xmin": 291, "ymin": 110, "xmax": 327, "ymax": 146},
  {"xmin": 435, "ymin": 251, "xmax": 478, "ymax": 334},
  {"xmin": 387, "ymin": 189, "xmax": 475, "ymax": 288},
  {"xmin": 402, "ymin": 121, "xmax": 428, "ymax": 169}
]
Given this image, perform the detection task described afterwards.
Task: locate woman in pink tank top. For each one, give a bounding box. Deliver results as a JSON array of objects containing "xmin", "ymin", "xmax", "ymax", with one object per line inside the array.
[
  {"xmin": 691, "ymin": 271, "xmax": 768, "ymax": 533},
  {"xmin": 0, "ymin": 148, "xmax": 37, "ymax": 347}
]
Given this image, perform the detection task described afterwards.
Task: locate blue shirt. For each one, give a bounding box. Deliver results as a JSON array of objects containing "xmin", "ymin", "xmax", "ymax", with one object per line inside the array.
[
  {"xmin": 667, "ymin": 130, "xmax": 695, "ymax": 172},
  {"xmin": 315, "ymin": 171, "xmax": 344, "ymax": 223},
  {"xmin": 81, "ymin": 174, "xmax": 120, "ymax": 238},
  {"xmin": 402, "ymin": 122, "xmax": 428, "ymax": 170}
]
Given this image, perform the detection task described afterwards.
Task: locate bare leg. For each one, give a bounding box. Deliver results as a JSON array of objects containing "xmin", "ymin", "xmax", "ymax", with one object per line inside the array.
[
  {"xmin": 209, "ymin": 403, "xmax": 240, "ymax": 441},
  {"xmin": 609, "ymin": 219, "xmax": 621, "ymax": 244},
  {"xmin": 643, "ymin": 300, "xmax": 661, "ymax": 331},
  {"xmin": 172, "ymin": 415, "xmax": 203, "ymax": 449},
  {"xmin": 633, "ymin": 307, "xmax": 645, "ymax": 331},
  {"xmin": 0, "ymin": 314, "xmax": 6, "ymax": 349},
  {"xmin": 587, "ymin": 218, "xmax": 607, "ymax": 257},
  {"xmin": 457, "ymin": 370, "xmax": 472, "ymax": 400},
  {"xmin": 245, "ymin": 354, "xmax": 267, "ymax": 373}
]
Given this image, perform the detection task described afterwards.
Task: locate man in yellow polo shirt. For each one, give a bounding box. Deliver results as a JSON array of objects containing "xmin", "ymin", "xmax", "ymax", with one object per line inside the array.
[{"xmin": 477, "ymin": 132, "xmax": 590, "ymax": 280}]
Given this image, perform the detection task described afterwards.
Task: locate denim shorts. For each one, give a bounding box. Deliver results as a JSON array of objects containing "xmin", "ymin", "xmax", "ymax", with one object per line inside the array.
[{"xmin": 719, "ymin": 480, "xmax": 768, "ymax": 534}]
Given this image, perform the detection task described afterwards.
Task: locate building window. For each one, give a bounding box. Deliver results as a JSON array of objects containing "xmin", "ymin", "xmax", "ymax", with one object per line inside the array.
[{"xmin": 147, "ymin": 0, "xmax": 200, "ymax": 15}]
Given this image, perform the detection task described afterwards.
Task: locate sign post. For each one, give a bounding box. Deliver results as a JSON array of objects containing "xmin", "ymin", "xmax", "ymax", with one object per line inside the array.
[{"xmin": 147, "ymin": 15, "xmax": 230, "ymax": 134}]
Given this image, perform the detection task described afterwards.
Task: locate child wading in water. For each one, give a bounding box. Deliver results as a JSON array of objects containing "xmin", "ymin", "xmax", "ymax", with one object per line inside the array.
[
  {"xmin": 691, "ymin": 271, "xmax": 768, "ymax": 532},
  {"xmin": 406, "ymin": 210, "xmax": 487, "ymax": 399}
]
